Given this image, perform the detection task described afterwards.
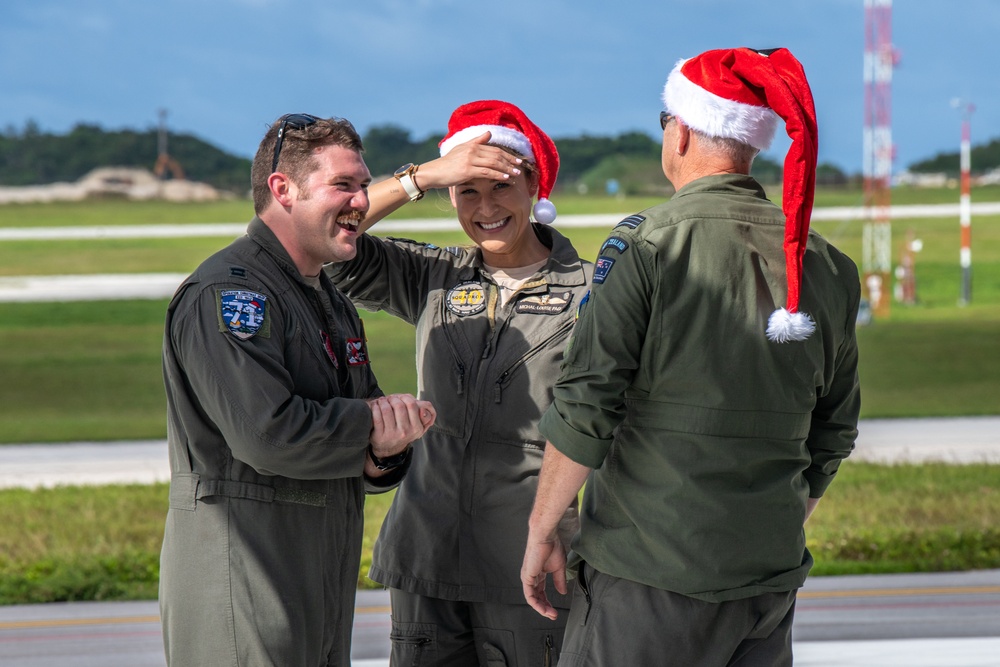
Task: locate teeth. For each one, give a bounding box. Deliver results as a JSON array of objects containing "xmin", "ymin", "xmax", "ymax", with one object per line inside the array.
[{"xmin": 480, "ymin": 218, "xmax": 507, "ymax": 230}]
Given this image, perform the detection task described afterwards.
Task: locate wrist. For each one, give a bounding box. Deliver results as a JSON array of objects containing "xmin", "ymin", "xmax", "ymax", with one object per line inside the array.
[
  {"xmin": 393, "ymin": 163, "xmax": 424, "ymax": 202},
  {"xmin": 367, "ymin": 444, "xmax": 412, "ymax": 471}
]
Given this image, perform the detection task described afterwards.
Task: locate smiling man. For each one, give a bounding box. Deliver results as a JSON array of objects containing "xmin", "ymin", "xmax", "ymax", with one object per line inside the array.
[{"xmin": 159, "ymin": 114, "xmax": 436, "ymax": 666}]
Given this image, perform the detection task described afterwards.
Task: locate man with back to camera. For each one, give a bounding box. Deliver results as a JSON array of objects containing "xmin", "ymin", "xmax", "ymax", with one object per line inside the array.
[
  {"xmin": 521, "ymin": 48, "xmax": 861, "ymax": 666},
  {"xmin": 159, "ymin": 113, "xmax": 436, "ymax": 666}
]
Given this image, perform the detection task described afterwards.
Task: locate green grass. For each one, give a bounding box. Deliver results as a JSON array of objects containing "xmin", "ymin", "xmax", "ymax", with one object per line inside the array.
[{"xmin": 3, "ymin": 462, "xmax": 999, "ymax": 604}]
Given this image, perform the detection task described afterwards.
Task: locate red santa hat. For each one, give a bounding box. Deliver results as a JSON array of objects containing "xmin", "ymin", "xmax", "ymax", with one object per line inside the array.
[
  {"xmin": 439, "ymin": 100, "xmax": 560, "ymax": 224},
  {"xmin": 663, "ymin": 47, "xmax": 819, "ymax": 343}
]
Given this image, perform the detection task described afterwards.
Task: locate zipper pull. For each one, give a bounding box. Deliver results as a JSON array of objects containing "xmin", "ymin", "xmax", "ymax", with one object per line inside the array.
[{"xmin": 494, "ymin": 371, "xmax": 508, "ymax": 403}]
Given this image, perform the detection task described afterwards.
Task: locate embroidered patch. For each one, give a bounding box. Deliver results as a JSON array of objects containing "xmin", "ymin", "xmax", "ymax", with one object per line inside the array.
[
  {"xmin": 220, "ymin": 290, "xmax": 267, "ymax": 340},
  {"xmin": 599, "ymin": 237, "xmax": 629, "ymax": 255},
  {"xmin": 321, "ymin": 331, "xmax": 339, "ymax": 369},
  {"xmin": 515, "ymin": 290, "xmax": 574, "ymax": 315},
  {"xmin": 346, "ymin": 338, "xmax": 369, "ymax": 365},
  {"xmin": 614, "ymin": 214, "xmax": 646, "ymax": 230},
  {"xmin": 576, "ymin": 290, "xmax": 590, "ymax": 320},
  {"xmin": 446, "ymin": 281, "xmax": 487, "ymax": 316},
  {"xmin": 593, "ymin": 257, "xmax": 616, "ymax": 284}
]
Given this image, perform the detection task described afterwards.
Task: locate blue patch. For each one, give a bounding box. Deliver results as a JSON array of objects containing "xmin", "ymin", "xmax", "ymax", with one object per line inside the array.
[
  {"xmin": 614, "ymin": 214, "xmax": 646, "ymax": 230},
  {"xmin": 593, "ymin": 257, "xmax": 616, "ymax": 284},
  {"xmin": 221, "ymin": 290, "xmax": 267, "ymax": 340},
  {"xmin": 600, "ymin": 237, "xmax": 629, "ymax": 255}
]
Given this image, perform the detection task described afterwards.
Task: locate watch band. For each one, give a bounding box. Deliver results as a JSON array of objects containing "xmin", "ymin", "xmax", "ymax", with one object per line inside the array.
[
  {"xmin": 367, "ymin": 444, "xmax": 412, "ymax": 471},
  {"xmin": 394, "ymin": 163, "xmax": 425, "ymax": 202}
]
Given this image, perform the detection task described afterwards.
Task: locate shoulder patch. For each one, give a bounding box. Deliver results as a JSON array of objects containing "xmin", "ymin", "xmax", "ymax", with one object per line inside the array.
[
  {"xmin": 219, "ymin": 290, "xmax": 268, "ymax": 340},
  {"xmin": 593, "ymin": 257, "xmax": 616, "ymax": 284},
  {"xmin": 515, "ymin": 289, "xmax": 574, "ymax": 315},
  {"xmin": 614, "ymin": 214, "xmax": 646, "ymax": 230},
  {"xmin": 446, "ymin": 281, "xmax": 487, "ymax": 316},
  {"xmin": 346, "ymin": 338, "xmax": 370, "ymax": 365},
  {"xmin": 599, "ymin": 236, "xmax": 629, "ymax": 255}
]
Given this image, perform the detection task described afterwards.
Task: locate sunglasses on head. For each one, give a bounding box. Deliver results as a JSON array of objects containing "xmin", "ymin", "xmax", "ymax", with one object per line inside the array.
[{"xmin": 271, "ymin": 113, "xmax": 321, "ymax": 173}]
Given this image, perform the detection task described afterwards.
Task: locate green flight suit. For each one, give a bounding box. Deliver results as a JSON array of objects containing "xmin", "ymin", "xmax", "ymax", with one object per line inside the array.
[
  {"xmin": 160, "ymin": 217, "xmax": 395, "ymax": 666},
  {"xmin": 541, "ymin": 174, "xmax": 862, "ymax": 602}
]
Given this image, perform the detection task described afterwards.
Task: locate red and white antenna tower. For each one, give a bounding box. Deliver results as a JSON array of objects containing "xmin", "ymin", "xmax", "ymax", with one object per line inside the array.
[
  {"xmin": 862, "ymin": 0, "xmax": 896, "ymax": 317},
  {"xmin": 952, "ymin": 99, "xmax": 974, "ymax": 305}
]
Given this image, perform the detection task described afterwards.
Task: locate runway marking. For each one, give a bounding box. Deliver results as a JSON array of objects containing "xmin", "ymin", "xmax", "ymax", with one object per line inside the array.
[
  {"xmin": 0, "ymin": 605, "xmax": 393, "ymax": 631},
  {"xmin": 799, "ymin": 585, "xmax": 1000, "ymax": 599},
  {"xmin": 0, "ymin": 615, "xmax": 159, "ymax": 630}
]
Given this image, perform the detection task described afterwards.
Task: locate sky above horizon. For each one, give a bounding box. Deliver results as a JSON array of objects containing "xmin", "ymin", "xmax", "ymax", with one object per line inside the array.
[{"xmin": 2, "ymin": 0, "xmax": 997, "ymax": 176}]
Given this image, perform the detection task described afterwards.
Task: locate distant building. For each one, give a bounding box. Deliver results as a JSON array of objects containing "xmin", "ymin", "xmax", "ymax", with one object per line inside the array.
[{"xmin": 0, "ymin": 167, "xmax": 224, "ymax": 204}]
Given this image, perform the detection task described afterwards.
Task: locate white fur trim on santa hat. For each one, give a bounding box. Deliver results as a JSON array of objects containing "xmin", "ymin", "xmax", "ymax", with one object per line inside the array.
[
  {"xmin": 765, "ymin": 308, "xmax": 816, "ymax": 343},
  {"xmin": 663, "ymin": 59, "xmax": 780, "ymax": 151},
  {"xmin": 439, "ymin": 125, "xmax": 534, "ymax": 159}
]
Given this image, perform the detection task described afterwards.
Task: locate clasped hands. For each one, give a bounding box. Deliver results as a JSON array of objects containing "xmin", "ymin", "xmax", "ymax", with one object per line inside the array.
[{"xmin": 367, "ymin": 394, "xmax": 436, "ymax": 461}]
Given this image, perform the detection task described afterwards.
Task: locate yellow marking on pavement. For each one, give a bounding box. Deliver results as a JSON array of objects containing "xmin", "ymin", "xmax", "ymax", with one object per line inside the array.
[
  {"xmin": 0, "ymin": 615, "xmax": 159, "ymax": 630},
  {"xmin": 799, "ymin": 585, "xmax": 1000, "ymax": 599},
  {"xmin": 0, "ymin": 605, "xmax": 392, "ymax": 631}
]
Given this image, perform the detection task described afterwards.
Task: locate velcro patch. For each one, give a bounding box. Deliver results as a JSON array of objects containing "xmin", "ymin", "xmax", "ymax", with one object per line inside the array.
[
  {"xmin": 593, "ymin": 257, "xmax": 616, "ymax": 284},
  {"xmin": 219, "ymin": 290, "xmax": 268, "ymax": 340},
  {"xmin": 515, "ymin": 290, "xmax": 574, "ymax": 315},
  {"xmin": 346, "ymin": 338, "xmax": 369, "ymax": 365},
  {"xmin": 446, "ymin": 281, "xmax": 487, "ymax": 316},
  {"xmin": 614, "ymin": 214, "xmax": 645, "ymax": 230},
  {"xmin": 600, "ymin": 237, "xmax": 629, "ymax": 255}
]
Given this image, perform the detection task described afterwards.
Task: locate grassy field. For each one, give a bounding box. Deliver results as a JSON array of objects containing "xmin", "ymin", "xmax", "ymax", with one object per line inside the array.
[
  {"xmin": 3, "ymin": 460, "xmax": 1000, "ymax": 604},
  {"xmin": 0, "ymin": 190, "xmax": 998, "ymax": 604}
]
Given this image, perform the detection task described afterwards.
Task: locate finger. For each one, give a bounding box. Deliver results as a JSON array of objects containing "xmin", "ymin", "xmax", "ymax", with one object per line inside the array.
[
  {"xmin": 553, "ymin": 566, "xmax": 568, "ymax": 596},
  {"xmin": 416, "ymin": 400, "xmax": 437, "ymax": 429},
  {"xmin": 369, "ymin": 397, "xmax": 386, "ymax": 432}
]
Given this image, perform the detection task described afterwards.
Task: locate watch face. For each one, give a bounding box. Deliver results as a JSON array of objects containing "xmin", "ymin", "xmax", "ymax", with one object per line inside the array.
[{"xmin": 394, "ymin": 163, "xmax": 415, "ymax": 177}]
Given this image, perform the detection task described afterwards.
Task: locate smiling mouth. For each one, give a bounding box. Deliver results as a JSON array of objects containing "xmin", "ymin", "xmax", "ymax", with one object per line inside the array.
[
  {"xmin": 478, "ymin": 217, "xmax": 510, "ymax": 231},
  {"xmin": 336, "ymin": 213, "xmax": 364, "ymax": 233}
]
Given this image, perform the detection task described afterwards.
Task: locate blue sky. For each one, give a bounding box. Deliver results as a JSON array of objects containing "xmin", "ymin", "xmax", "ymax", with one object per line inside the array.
[{"xmin": 2, "ymin": 0, "xmax": 996, "ymax": 176}]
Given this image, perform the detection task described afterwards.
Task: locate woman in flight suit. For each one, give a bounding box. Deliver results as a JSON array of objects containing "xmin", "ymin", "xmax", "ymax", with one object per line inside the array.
[{"xmin": 326, "ymin": 100, "xmax": 592, "ymax": 666}]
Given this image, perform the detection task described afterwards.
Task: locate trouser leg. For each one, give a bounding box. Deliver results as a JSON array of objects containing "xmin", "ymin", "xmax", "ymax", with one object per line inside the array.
[
  {"xmin": 388, "ymin": 589, "xmax": 477, "ymax": 667},
  {"xmin": 387, "ymin": 588, "xmax": 567, "ymax": 667},
  {"xmin": 559, "ymin": 562, "xmax": 797, "ymax": 667},
  {"xmin": 468, "ymin": 599, "xmax": 567, "ymax": 666}
]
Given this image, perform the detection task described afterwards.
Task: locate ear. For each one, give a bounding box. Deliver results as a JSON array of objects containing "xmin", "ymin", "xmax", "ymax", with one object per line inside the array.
[
  {"xmin": 268, "ymin": 172, "xmax": 295, "ymax": 207},
  {"xmin": 526, "ymin": 169, "xmax": 539, "ymax": 198},
  {"xmin": 675, "ymin": 122, "xmax": 691, "ymax": 156}
]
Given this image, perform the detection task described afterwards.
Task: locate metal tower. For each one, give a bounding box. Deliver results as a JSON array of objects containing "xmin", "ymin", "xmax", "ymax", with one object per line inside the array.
[{"xmin": 862, "ymin": 0, "xmax": 895, "ymax": 317}]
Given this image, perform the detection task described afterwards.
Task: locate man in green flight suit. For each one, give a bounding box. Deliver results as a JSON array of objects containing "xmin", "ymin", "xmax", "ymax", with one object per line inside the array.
[
  {"xmin": 159, "ymin": 114, "xmax": 436, "ymax": 666},
  {"xmin": 521, "ymin": 48, "xmax": 861, "ymax": 666}
]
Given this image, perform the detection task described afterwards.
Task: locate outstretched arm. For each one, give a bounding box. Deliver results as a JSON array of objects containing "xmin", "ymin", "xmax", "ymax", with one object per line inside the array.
[
  {"xmin": 361, "ymin": 131, "xmax": 524, "ymax": 232},
  {"xmin": 521, "ymin": 442, "xmax": 592, "ymax": 620}
]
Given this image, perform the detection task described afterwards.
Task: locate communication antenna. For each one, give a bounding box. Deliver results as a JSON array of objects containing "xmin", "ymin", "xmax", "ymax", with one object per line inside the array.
[
  {"xmin": 154, "ymin": 108, "xmax": 185, "ymax": 180},
  {"xmin": 862, "ymin": 0, "xmax": 896, "ymax": 317}
]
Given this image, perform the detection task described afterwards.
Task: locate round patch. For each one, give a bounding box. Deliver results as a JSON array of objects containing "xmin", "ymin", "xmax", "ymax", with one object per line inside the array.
[{"xmin": 445, "ymin": 281, "xmax": 487, "ymax": 316}]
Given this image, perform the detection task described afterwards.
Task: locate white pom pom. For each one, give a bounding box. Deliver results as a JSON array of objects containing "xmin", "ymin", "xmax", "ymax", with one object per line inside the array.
[
  {"xmin": 766, "ymin": 308, "xmax": 816, "ymax": 343},
  {"xmin": 533, "ymin": 198, "xmax": 557, "ymax": 224}
]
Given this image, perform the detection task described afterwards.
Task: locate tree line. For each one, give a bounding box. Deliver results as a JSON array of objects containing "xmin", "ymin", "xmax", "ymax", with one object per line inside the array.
[{"xmin": 11, "ymin": 119, "xmax": 988, "ymax": 197}]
